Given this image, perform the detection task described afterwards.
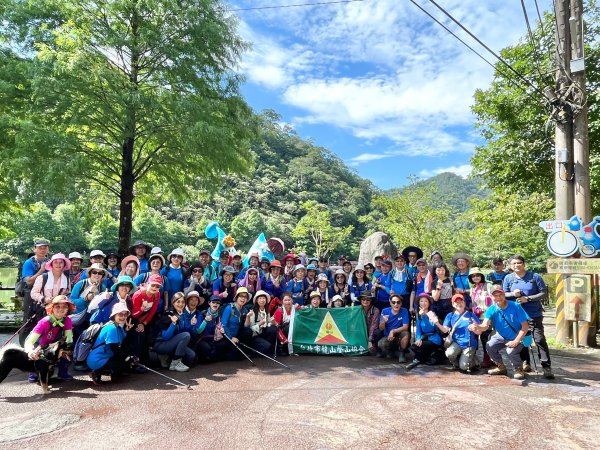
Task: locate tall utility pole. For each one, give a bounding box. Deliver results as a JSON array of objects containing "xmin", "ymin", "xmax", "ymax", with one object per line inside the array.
[
  {"xmin": 554, "ymin": 0, "xmax": 574, "ymax": 221},
  {"xmin": 570, "ymin": 0, "xmax": 591, "ymax": 223}
]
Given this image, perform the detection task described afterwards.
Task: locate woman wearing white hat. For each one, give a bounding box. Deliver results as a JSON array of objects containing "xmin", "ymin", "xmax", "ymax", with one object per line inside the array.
[
  {"xmin": 66, "ymin": 251, "xmax": 85, "ymax": 287},
  {"xmin": 161, "ymin": 248, "xmax": 186, "ymax": 303},
  {"xmin": 244, "ymin": 290, "xmax": 277, "ymax": 355}
]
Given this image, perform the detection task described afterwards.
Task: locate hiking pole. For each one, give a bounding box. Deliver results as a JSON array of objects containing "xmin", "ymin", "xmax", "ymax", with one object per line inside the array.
[
  {"xmin": 223, "ymin": 333, "xmax": 256, "ymax": 366},
  {"xmin": 238, "ymin": 341, "xmax": 292, "ymax": 370},
  {"xmin": 1, "ymin": 316, "xmax": 35, "ymax": 348},
  {"xmin": 134, "ymin": 363, "xmax": 192, "ymax": 390}
]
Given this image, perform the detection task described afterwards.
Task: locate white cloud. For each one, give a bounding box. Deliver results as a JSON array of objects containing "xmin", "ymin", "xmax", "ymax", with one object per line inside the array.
[
  {"xmin": 419, "ymin": 164, "xmax": 473, "ymax": 179},
  {"xmin": 236, "ymin": 0, "xmax": 553, "ymax": 157}
]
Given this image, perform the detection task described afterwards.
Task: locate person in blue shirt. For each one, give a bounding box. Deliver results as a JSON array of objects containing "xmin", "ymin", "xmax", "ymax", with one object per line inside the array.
[
  {"xmin": 90, "ymin": 276, "xmax": 136, "ymax": 325},
  {"xmin": 451, "ymin": 252, "xmax": 472, "ymax": 308},
  {"xmin": 87, "ymin": 303, "xmax": 133, "ymax": 385},
  {"xmin": 406, "ymin": 293, "xmax": 443, "ymax": 370},
  {"xmin": 161, "ymin": 248, "xmax": 186, "ymax": 302},
  {"xmin": 129, "ymin": 240, "xmax": 151, "ymax": 274},
  {"xmin": 214, "ymin": 287, "xmax": 251, "ymax": 360},
  {"xmin": 195, "ymin": 295, "xmax": 221, "ymax": 362},
  {"xmin": 402, "ymin": 246, "xmax": 423, "ymax": 282},
  {"xmin": 469, "ymin": 286, "xmax": 530, "ymax": 380},
  {"xmin": 377, "ymin": 293, "xmax": 410, "ymax": 362},
  {"xmin": 390, "ymin": 255, "xmax": 413, "ymax": 309},
  {"xmin": 503, "ymin": 254, "xmax": 553, "ymax": 379},
  {"xmin": 433, "ymin": 294, "xmax": 480, "ymax": 372},
  {"xmin": 18, "ymin": 239, "xmax": 50, "ymax": 345},
  {"xmin": 486, "ymin": 257, "xmax": 508, "ymax": 285},
  {"xmin": 373, "ymin": 260, "xmax": 393, "ymax": 311}
]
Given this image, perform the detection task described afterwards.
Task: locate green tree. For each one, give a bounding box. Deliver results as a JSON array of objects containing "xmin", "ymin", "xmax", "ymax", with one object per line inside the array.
[
  {"xmin": 375, "ymin": 180, "xmax": 458, "ymax": 257},
  {"xmin": 0, "ymin": 0, "xmax": 258, "ymax": 254},
  {"xmin": 291, "ymin": 201, "xmax": 353, "ymax": 258},
  {"xmin": 471, "ymin": 5, "xmax": 600, "ymax": 212},
  {"xmin": 230, "ymin": 210, "xmax": 267, "ymax": 250}
]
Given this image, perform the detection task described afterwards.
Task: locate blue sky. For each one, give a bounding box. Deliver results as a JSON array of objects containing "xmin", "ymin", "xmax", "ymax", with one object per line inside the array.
[{"xmin": 229, "ymin": 0, "xmax": 552, "ymax": 189}]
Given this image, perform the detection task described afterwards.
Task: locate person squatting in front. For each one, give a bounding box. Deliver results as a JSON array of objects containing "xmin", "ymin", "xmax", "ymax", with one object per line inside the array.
[{"xmin": 377, "ymin": 293, "xmax": 410, "ymax": 363}]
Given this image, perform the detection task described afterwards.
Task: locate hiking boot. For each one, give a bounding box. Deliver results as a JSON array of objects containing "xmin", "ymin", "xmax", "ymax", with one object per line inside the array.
[
  {"xmin": 28, "ymin": 372, "xmax": 39, "ymax": 383},
  {"xmin": 513, "ymin": 368, "xmax": 525, "ymax": 380},
  {"xmin": 488, "ymin": 364, "xmax": 507, "ymax": 376},
  {"xmin": 398, "ymin": 352, "xmax": 407, "ymax": 363},
  {"xmin": 522, "ymin": 361, "xmax": 532, "ymax": 373},
  {"xmin": 169, "ymin": 359, "xmax": 189, "ymax": 372},
  {"xmin": 405, "ymin": 360, "xmax": 420, "ymax": 371},
  {"xmin": 543, "ymin": 366, "xmax": 555, "ymax": 379},
  {"xmin": 157, "ymin": 354, "xmax": 170, "ymax": 368},
  {"xmin": 481, "ymin": 353, "xmax": 492, "ymax": 369},
  {"xmin": 90, "ymin": 372, "xmax": 103, "ymax": 385},
  {"xmin": 73, "ymin": 361, "xmax": 89, "ymax": 372}
]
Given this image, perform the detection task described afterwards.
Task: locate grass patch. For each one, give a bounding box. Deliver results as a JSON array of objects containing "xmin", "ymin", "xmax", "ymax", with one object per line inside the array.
[{"xmin": 546, "ymin": 337, "xmax": 569, "ymax": 349}]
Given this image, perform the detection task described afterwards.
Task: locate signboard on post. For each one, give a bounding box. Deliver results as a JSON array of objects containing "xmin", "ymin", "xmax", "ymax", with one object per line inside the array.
[
  {"xmin": 564, "ymin": 275, "xmax": 592, "ymax": 322},
  {"xmin": 547, "ymin": 258, "xmax": 600, "ymax": 274}
]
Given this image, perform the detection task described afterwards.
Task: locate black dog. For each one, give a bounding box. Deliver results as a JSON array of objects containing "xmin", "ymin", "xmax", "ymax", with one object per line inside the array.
[{"xmin": 0, "ymin": 340, "xmax": 73, "ymax": 394}]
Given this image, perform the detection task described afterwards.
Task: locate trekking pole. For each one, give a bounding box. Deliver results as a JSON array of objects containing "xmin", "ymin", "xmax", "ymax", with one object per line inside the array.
[
  {"xmin": 1, "ymin": 316, "xmax": 35, "ymax": 348},
  {"xmin": 134, "ymin": 363, "xmax": 192, "ymax": 390},
  {"xmin": 223, "ymin": 333, "xmax": 256, "ymax": 366},
  {"xmin": 238, "ymin": 341, "xmax": 292, "ymax": 370}
]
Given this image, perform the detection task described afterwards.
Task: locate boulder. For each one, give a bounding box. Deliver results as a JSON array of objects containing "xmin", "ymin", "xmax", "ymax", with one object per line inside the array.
[{"xmin": 358, "ymin": 232, "xmax": 398, "ymax": 265}]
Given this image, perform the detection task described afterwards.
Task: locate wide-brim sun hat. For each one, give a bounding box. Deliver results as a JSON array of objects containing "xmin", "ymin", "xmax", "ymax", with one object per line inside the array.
[
  {"xmin": 148, "ymin": 253, "xmax": 166, "ymax": 267},
  {"xmin": 282, "ymin": 253, "xmax": 299, "ymax": 264},
  {"xmin": 89, "ymin": 249, "xmax": 106, "ymax": 259},
  {"xmin": 309, "ymin": 290, "xmax": 321, "ymax": 299},
  {"xmin": 316, "ymin": 274, "xmax": 330, "ymax": 285},
  {"xmin": 86, "ymin": 262, "xmax": 108, "ymax": 277},
  {"xmin": 306, "ymin": 264, "xmax": 317, "ymax": 271},
  {"xmin": 402, "ymin": 246, "xmax": 424, "ymax": 260},
  {"xmin": 253, "ymin": 289, "xmax": 271, "ymax": 304},
  {"xmin": 111, "ymin": 276, "xmax": 137, "ymax": 293},
  {"xmin": 103, "ymin": 252, "xmax": 121, "ymax": 266},
  {"xmin": 167, "ymin": 248, "xmax": 186, "ymax": 263},
  {"xmin": 110, "ymin": 302, "xmax": 130, "ymax": 318},
  {"xmin": 334, "ymin": 268, "xmax": 347, "ymax": 280},
  {"xmin": 129, "ymin": 240, "xmax": 151, "ymax": 255},
  {"xmin": 45, "ymin": 253, "xmax": 71, "ymax": 271},
  {"xmin": 452, "ymin": 252, "xmax": 473, "ymax": 266},
  {"xmin": 269, "ymin": 260, "xmax": 282, "ymax": 269},
  {"xmin": 120, "ymin": 255, "xmax": 140, "ymax": 271},
  {"xmin": 353, "ymin": 264, "xmax": 366, "ymax": 274},
  {"xmin": 235, "ymin": 287, "xmax": 250, "ymax": 300},
  {"xmin": 293, "ymin": 264, "xmax": 306, "ymax": 275},
  {"xmin": 46, "ymin": 295, "xmax": 76, "ymax": 315},
  {"xmin": 468, "ymin": 267, "xmax": 485, "ymax": 283}
]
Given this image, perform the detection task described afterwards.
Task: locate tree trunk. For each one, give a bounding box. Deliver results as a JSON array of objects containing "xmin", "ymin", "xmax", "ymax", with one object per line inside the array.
[{"xmin": 118, "ymin": 136, "xmax": 135, "ymax": 256}]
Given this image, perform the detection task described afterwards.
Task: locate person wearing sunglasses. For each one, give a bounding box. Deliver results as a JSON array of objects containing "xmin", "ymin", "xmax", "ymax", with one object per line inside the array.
[
  {"xmin": 378, "ymin": 293, "xmax": 410, "ymax": 362},
  {"xmin": 183, "ymin": 261, "xmax": 211, "ymax": 307}
]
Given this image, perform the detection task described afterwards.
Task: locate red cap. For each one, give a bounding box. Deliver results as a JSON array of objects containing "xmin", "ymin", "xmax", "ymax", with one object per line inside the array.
[
  {"xmin": 451, "ymin": 293, "xmax": 465, "ymax": 303},
  {"xmin": 149, "ymin": 274, "xmax": 163, "ymax": 286}
]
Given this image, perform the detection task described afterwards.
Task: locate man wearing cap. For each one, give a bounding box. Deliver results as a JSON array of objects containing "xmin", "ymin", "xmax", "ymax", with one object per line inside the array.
[
  {"xmin": 66, "ymin": 252, "xmax": 85, "ymax": 286},
  {"xmin": 18, "ymin": 239, "xmax": 50, "ymax": 344},
  {"xmin": 212, "ymin": 250, "xmax": 230, "ymax": 276},
  {"xmin": 469, "ymin": 286, "xmax": 529, "ymax": 380},
  {"xmin": 487, "ymin": 257, "xmax": 508, "ymax": 285},
  {"xmin": 373, "ymin": 260, "xmax": 393, "ymax": 312},
  {"xmin": 359, "ymin": 290, "xmax": 381, "ymax": 354},
  {"xmin": 129, "ymin": 240, "xmax": 151, "ymax": 274},
  {"xmin": 503, "ymin": 255, "xmax": 554, "ymax": 379}
]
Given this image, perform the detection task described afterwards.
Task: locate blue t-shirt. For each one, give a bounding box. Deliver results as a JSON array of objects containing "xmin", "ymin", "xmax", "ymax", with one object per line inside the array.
[
  {"xmin": 379, "ymin": 306, "xmax": 409, "ymax": 337},
  {"xmin": 502, "ymin": 272, "xmax": 546, "ymax": 319},
  {"xmin": 443, "ymin": 311, "xmax": 480, "ymax": 349},
  {"xmin": 485, "ymin": 302, "xmax": 530, "ymax": 340},
  {"xmin": 486, "ymin": 271, "xmax": 508, "ymax": 284},
  {"xmin": 453, "ymin": 271, "xmax": 472, "ymax": 307},
  {"xmin": 375, "ymin": 272, "xmax": 392, "ymax": 303},
  {"xmin": 161, "ymin": 266, "xmax": 185, "ymax": 301},
  {"xmin": 221, "ymin": 304, "xmax": 244, "ymax": 338},
  {"xmin": 416, "ymin": 314, "xmax": 442, "ymax": 345},
  {"xmin": 87, "ymin": 323, "xmax": 126, "ymax": 370},
  {"xmin": 22, "ymin": 257, "xmax": 47, "ymax": 283}
]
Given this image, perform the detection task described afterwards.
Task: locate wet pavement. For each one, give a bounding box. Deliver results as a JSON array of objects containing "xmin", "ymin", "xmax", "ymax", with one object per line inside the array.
[{"xmin": 0, "ymin": 311, "xmax": 599, "ymax": 449}]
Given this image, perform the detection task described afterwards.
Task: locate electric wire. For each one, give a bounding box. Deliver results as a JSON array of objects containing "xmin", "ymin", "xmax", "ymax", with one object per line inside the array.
[
  {"xmin": 226, "ymin": 0, "xmax": 367, "ymax": 12},
  {"xmin": 425, "ymin": 0, "xmax": 546, "ymax": 97},
  {"xmin": 520, "ymin": 0, "xmax": 551, "ymax": 84}
]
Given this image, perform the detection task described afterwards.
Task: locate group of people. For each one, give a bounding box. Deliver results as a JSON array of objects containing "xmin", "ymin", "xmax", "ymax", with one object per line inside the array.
[{"xmin": 14, "ymin": 238, "xmax": 554, "ymax": 387}]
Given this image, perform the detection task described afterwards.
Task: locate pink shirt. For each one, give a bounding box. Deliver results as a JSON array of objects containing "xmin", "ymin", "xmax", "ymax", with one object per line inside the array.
[{"xmin": 31, "ymin": 316, "xmax": 73, "ymax": 347}]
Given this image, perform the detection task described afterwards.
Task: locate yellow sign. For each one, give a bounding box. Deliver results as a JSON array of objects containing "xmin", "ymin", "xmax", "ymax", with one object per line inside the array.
[
  {"xmin": 563, "ymin": 275, "xmax": 592, "ymax": 322},
  {"xmin": 547, "ymin": 258, "xmax": 600, "ymax": 274},
  {"xmin": 314, "ymin": 311, "xmax": 348, "ymax": 345}
]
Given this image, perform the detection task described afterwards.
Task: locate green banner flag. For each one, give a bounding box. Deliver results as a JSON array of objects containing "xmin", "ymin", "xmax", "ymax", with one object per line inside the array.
[{"xmin": 288, "ymin": 306, "xmax": 368, "ymax": 356}]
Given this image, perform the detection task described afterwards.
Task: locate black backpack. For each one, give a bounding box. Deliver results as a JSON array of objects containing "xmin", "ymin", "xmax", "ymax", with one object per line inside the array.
[{"xmin": 73, "ymin": 322, "xmax": 110, "ymax": 362}]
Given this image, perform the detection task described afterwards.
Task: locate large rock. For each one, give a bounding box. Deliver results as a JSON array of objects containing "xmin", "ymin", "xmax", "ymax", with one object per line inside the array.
[{"xmin": 358, "ymin": 232, "xmax": 398, "ymax": 265}]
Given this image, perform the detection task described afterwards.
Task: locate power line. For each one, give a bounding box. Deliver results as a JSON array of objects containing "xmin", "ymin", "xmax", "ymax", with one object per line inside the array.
[
  {"xmin": 425, "ymin": 0, "xmax": 546, "ymax": 97},
  {"xmin": 227, "ymin": 0, "xmax": 368, "ymax": 12},
  {"xmin": 520, "ymin": 0, "xmax": 550, "ymax": 84}
]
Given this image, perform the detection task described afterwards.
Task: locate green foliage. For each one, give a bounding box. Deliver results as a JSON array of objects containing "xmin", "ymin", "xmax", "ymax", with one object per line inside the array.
[
  {"xmin": 471, "ymin": 6, "xmax": 600, "ymax": 213},
  {"xmin": 132, "ymin": 208, "xmax": 195, "ymax": 252},
  {"xmin": 230, "ymin": 210, "xmax": 267, "ymax": 250},
  {"xmin": 87, "ymin": 215, "xmax": 120, "ymax": 252},
  {"xmin": 291, "ymin": 201, "xmax": 353, "ymax": 258},
  {"xmin": 0, "ymin": 0, "xmax": 259, "ymax": 251},
  {"xmin": 0, "ymin": 253, "xmax": 18, "ymax": 268}
]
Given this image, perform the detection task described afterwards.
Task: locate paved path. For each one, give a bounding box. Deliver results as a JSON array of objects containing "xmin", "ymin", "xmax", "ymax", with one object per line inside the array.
[{"xmin": 1, "ymin": 309, "xmax": 599, "ymax": 449}]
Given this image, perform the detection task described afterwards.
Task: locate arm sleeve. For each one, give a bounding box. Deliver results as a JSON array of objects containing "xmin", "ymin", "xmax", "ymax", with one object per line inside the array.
[
  {"xmin": 24, "ymin": 332, "xmax": 42, "ymax": 352},
  {"xmin": 161, "ymin": 323, "xmax": 176, "ymax": 341},
  {"xmin": 221, "ymin": 305, "xmax": 233, "ymax": 338},
  {"xmin": 196, "ymin": 313, "xmax": 209, "ymax": 334}
]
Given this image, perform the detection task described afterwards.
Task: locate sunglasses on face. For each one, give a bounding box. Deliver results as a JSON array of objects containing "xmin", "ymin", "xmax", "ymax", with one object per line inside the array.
[
  {"xmin": 193, "ymin": 268, "xmax": 202, "ymax": 273},
  {"xmin": 90, "ymin": 271, "xmax": 103, "ymax": 276},
  {"xmin": 390, "ymin": 300, "xmax": 401, "ymax": 305}
]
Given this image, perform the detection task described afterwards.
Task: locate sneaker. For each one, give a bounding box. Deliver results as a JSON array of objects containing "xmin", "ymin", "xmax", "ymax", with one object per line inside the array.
[
  {"xmin": 488, "ymin": 365, "xmax": 507, "ymax": 376},
  {"xmin": 513, "ymin": 368, "xmax": 525, "ymax": 380},
  {"xmin": 90, "ymin": 372, "xmax": 103, "ymax": 385},
  {"xmin": 398, "ymin": 352, "xmax": 407, "ymax": 363},
  {"xmin": 157, "ymin": 354, "xmax": 170, "ymax": 368},
  {"xmin": 522, "ymin": 361, "xmax": 532, "ymax": 373},
  {"xmin": 169, "ymin": 359, "xmax": 189, "ymax": 372},
  {"xmin": 28, "ymin": 372, "xmax": 39, "ymax": 383},
  {"xmin": 543, "ymin": 367, "xmax": 555, "ymax": 379},
  {"xmin": 406, "ymin": 360, "xmax": 419, "ymax": 371}
]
